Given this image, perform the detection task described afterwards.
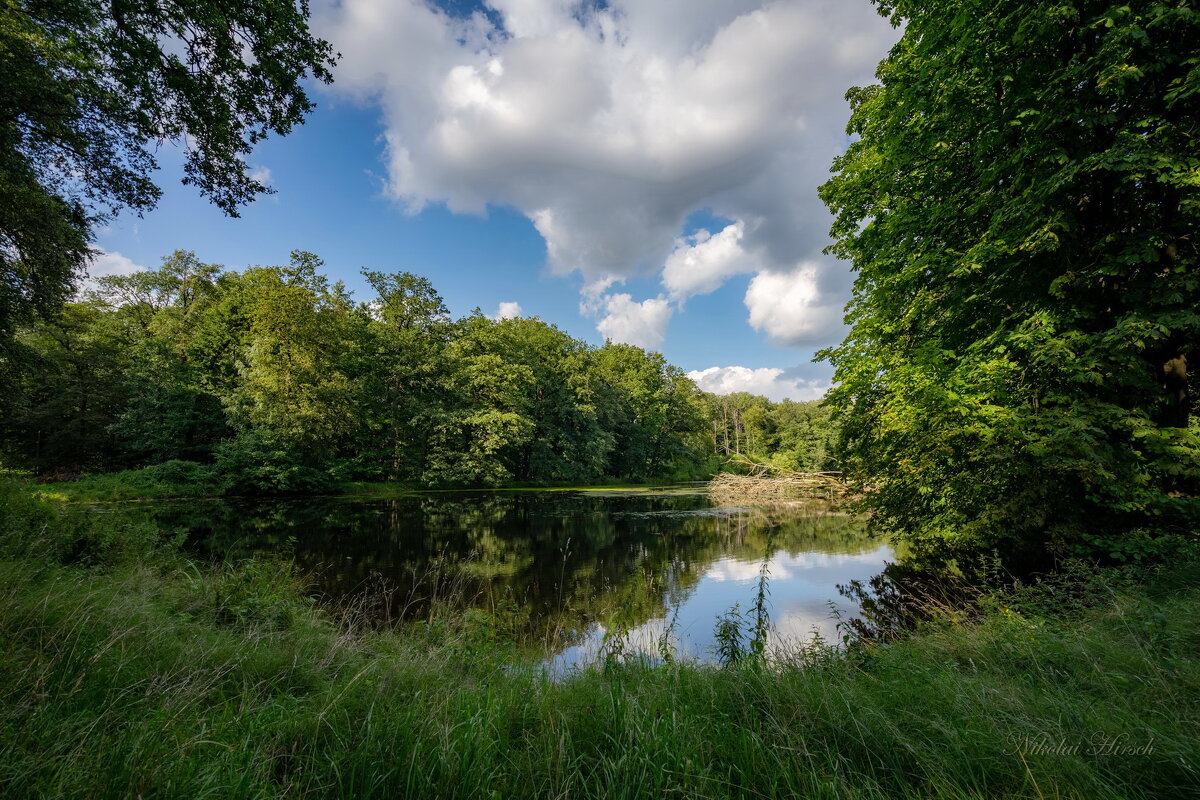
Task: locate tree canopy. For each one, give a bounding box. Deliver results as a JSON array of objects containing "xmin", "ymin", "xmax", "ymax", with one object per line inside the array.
[
  {"xmin": 0, "ymin": 0, "xmax": 336, "ymax": 353},
  {"xmin": 820, "ymin": 0, "xmax": 1200, "ymax": 565},
  {"xmin": 0, "ymin": 251, "xmax": 726, "ymax": 491}
]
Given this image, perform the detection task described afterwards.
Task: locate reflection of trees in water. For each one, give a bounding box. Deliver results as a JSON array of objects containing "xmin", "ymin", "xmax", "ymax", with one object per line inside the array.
[
  {"xmin": 838, "ymin": 561, "xmax": 979, "ymax": 642},
  {"xmin": 135, "ymin": 492, "xmax": 881, "ymax": 652}
]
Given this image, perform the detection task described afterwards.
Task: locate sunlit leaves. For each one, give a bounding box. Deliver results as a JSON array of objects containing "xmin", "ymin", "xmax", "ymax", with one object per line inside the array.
[
  {"xmin": 819, "ymin": 0, "xmax": 1200, "ymax": 565},
  {"xmin": 0, "ymin": 0, "xmax": 335, "ymax": 355}
]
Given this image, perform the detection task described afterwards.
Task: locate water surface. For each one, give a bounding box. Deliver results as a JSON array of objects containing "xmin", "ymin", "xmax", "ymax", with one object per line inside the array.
[{"xmin": 142, "ymin": 487, "xmax": 892, "ymax": 668}]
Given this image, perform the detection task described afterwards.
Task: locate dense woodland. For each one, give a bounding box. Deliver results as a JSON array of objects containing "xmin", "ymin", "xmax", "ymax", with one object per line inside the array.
[
  {"xmin": 707, "ymin": 393, "xmax": 838, "ymax": 473},
  {"xmin": 818, "ymin": 0, "xmax": 1200, "ymax": 565},
  {"xmin": 0, "ymin": 250, "xmax": 834, "ymax": 492}
]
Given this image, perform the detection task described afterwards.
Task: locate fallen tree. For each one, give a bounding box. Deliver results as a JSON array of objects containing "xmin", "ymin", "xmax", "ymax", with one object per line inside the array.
[{"xmin": 708, "ymin": 457, "xmax": 851, "ymax": 502}]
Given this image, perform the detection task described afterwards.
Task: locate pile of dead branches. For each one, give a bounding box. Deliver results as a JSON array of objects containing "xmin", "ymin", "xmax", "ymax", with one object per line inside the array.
[{"xmin": 708, "ymin": 457, "xmax": 851, "ymax": 501}]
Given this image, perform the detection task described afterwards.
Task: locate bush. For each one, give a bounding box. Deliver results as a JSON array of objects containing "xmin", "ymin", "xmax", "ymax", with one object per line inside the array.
[
  {"xmin": 33, "ymin": 461, "xmax": 223, "ymax": 501},
  {"xmin": 139, "ymin": 459, "xmax": 217, "ymax": 486},
  {"xmin": 213, "ymin": 432, "xmax": 334, "ymax": 495},
  {"xmin": 179, "ymin": 559, "xmax": 310, "ymax": 631}
]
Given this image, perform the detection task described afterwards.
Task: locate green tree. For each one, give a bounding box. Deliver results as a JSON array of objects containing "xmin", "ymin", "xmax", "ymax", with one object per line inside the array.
[
  {"xmin": 98, "ymin": 251, "xmax": 228, "ymax": 463},
  {"xmin": 424, "ymin": 344, "xmax": 535, "ymax": 487},
  {"xmin": 360, "ymin": 270, "xmax": 452, "ymax": 479},
  {"xmin": 0, "ymin": 248, "xmax": 717, "ymax": 489},
  {"xmin": 819, "ymin": 1, "xmax": 1200, "ymax": 564},
  {"xmin": 490, "ymin": 317, "xmax": 611, "ymax": 483},
  {"xmin": 111, "ymin": 335, "xmax": 229, "ymax": 464},
  {"xmin": 0, "ymin": 0, "xmax": 335, "ymax": 352},
  {"xmin": 0, "ymin": 303, "xmax": 127, "ymax": 473},
  {"xmin": 773, "ymin": 400, "xmax": 838, "ymax": 472},
  {"xmin": 226, "ymin": 253, "xmax": 356, "ymax": 456},
  {"xmin": 593, "ymin": 343, "xmax": 666, "ymax": 477},
  {"xmin": 425, "ymin": 314, "xmax": 609, "ymax": 486}
]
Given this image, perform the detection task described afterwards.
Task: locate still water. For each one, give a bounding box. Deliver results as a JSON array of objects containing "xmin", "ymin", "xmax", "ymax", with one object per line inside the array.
[{"xmin": 146, "ymin": 487, "xmax": 892, "ymax": 669}]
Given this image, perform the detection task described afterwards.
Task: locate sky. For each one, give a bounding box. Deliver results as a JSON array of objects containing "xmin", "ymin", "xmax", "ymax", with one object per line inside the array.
[{"xmin": 91, "ymin": 0, "xmax": 900, "ymax": 402}]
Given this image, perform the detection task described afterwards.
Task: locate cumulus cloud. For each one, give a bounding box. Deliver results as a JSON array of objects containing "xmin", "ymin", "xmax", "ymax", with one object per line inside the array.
[
  {"xmin": 87, "ymin": 249, "xmax": 146, "ymax": 279},
  {"xmin": 744, "ymin": 266, "xmax": 846, "ymax": 345},
  {"xmin": 493, "ymin": 300, "xmax": 523, "ymax": 319},
  {"xmin": 316, "ymin": 0, "xmax": 898, "ymax": 347},
  {"xmin": 596, "ymin": 293, "xmax": 672, "ymax": 350},
  {"xmin": 661, "ymin": 221, "xmax": 756, "ymax": 302},
  {"xmin": 687, "ymin": 365, "xmax": 830, "ymax": 402}
]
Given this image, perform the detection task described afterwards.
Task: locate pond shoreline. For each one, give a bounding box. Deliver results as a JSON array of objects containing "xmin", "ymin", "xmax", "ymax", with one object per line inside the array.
[
  {"xmin": 25, "ymin": 470, "xmax": 710, "ymax": 503},
  {"xmin": 2, "ymin": 479, "xmax": 1197, "ymax": 799},
  {"xmin": 111, "ymin": 487, "xmax": 884, "ymax": 666}
]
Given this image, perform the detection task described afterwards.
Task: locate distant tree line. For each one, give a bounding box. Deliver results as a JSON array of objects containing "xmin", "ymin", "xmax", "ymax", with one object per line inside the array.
[
  {"xmin": 0, "ymin": 250, "xmax": 835, "ymax": 493},
  {"xmin": 705, "ymin": 393, "xmax": 839, "ymax": 473}
]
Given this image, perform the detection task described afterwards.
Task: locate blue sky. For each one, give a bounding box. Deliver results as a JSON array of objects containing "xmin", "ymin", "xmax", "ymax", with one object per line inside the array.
[{"xmin": 92, "ymin": 0, "xmax": 899, "ymax": 401}]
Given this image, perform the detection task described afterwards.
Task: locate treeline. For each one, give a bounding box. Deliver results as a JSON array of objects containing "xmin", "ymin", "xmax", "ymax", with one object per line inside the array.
[
  {"xmin": 705, "ymin": 393, "xmax": 838, "ymax": 473},
  {"xmin": 1, "ymin": 251, "xmax": 719, "ymax": 492}
]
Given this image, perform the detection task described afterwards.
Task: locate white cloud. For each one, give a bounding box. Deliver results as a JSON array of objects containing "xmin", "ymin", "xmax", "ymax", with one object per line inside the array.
[
  {"xmin": 87, "ymin": 249, "xmax": 146, "ymax": 279},
  {"xmin": 316, "ymin": 0, "xmax": 898, "ymax": 348},
  {"xmin": 661, "ymin": 221, "xmax": 756, "ymax": 301},
  {"xmin": 687, "ymin": 365, "xmax": 829, "ymax": 402},
  {"xmin": 705, "ymin": 556, "xmax": 790, "ymax": 582},
  {"xmin": 248, "ymin": 165, "xmax": 273, "ymax": 186},
  {"xmin": 493, "ymin": 300, "xmax": 523, "ymax": 319},
  {"xmin": 744, "ymin": 266, "xmax": 845, "ymax": 346},
  {"xmin": 596, "ymin": 293, "xmax": 672, "ymax": 349}
]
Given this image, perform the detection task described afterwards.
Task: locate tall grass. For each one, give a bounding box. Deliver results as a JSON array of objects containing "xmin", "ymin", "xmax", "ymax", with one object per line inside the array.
[
  {"xmin": 28, "ymin": 461, "xmax": 227, "ymax": 502},
  {"xmin": 1, "ymin": 481, "xmax": 1198, "ymax": 798}
]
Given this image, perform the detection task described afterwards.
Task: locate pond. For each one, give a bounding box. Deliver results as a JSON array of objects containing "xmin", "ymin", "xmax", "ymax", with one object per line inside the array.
[{"xmin": 139, "ymin": 487, "xmax": 894, "ymax": 670}]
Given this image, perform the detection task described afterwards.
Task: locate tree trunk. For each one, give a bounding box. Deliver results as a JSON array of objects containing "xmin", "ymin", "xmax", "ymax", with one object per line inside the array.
[{"xmin": 1159, "ymin": 352, "xmax": 1190, "ymax": 428}]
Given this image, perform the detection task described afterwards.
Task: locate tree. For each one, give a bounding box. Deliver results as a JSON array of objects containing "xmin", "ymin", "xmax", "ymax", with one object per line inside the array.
[
  {"xmin": 99, "ymin": 251, "xmax": 228, "ymax": 463},
  {"xmin": 224, "ymin": 252, "xmax": 357, "ymax": 462},
  {"xmin": 819, "ymin": 1, "xmax": 1200, "ymax": 565},
  {"xmin": 0, "ymin": 303, "xmax": 128, "ymax": 473},
  {"xmin": 361, "ymin": 270, "xmax": 452, "ymax": 478},
  {"xmin": 0, "ymin": 0, "xmax": 336, "ymax": 350},
  {"xmin": 0, "ymin": 248, "xmax": 717, "ymax": 488},
  {"xmin": 773, "ymin": 400, "xmax": 838, "ymax": 472}
]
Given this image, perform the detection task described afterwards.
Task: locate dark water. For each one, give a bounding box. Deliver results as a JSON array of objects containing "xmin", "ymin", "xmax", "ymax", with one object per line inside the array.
[{"xmin": 139, "ymin": 487, "xmax": 892, "ymax": 668}]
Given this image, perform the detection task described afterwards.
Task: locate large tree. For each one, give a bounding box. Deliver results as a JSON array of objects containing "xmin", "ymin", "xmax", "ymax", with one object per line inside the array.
[
  {"xmin": 0, "ymin": 0, "xmax": 336, "ymax": 352},
  {"xmin": 819, "ymin": 1, "xmax": 1200, "ymax": 565}
]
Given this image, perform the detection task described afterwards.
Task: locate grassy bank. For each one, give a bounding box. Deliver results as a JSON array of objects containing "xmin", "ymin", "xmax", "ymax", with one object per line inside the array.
[
  {"xmin": 2, "ymin": 484, "xmax": 1198, "ymax": 798},
  {"xmin": 22, "ymin": 463, "xmax": 706, "ymax": 503}
]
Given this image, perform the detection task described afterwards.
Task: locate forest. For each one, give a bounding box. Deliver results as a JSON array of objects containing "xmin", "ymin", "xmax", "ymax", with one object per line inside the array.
[{"xmin": 1, "ymin": 249, "xmax": 833, "ymax": 493}]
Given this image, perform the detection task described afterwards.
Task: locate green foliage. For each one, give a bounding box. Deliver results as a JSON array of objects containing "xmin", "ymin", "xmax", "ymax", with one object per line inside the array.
[
  {"xmin": 0, "ymin": 303, "xmax": 129, "ymax": 473},
  {"xmin": 0, "ymin": 477, "xmax": 161, "ymax": 566},
  {"xmin": 225, "ymin": 252, "xmax": 358, "ymax": 465},
  {"xmin": 109, "ymin": 335, "xmax": 230, "ymax": 464},
  {"xmin": 358, "ymin": 269, "xmax": 453, "ymax": 478},
  {"xmin": 0, "ymin": 0, "xmax": 336, "ymax": 354},
  {"xmin": 213, "ymin": 431, "xmax": 334, "ymax": 495},
  {"xmin": 705, "ymin": 392, "xmax": 840, "ymax": 472},
  {"xmin": 713, "ymin": 603, "xmax": 749, "ymax": 667},
  {"xmin": 31, "ymin": 461, "xmax": 223, "ymax": 502},
  {"xmin": 185, "ymin": 559, "xmax": 307, "ymax": 631},
  {"xmin": 819, "ymin": 0, "xmax": 1200, "ymax": 566},
  {"xmin": 595, "ymin": 343, "xmax": 709, "ymax": 479},
  {"xmin": 1, "ymin": 252, "xmax": 716, "ymax": 491}
]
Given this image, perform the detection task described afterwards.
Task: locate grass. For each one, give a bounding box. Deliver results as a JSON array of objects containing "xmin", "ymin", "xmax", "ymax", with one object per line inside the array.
[
  {"xmin": 28, "ymin": 464, "xmax": 703, "ymax": 503},
  {"xmin": 2, "ymin": 480, "xmax": 1198, "ymax": 798},
  {"xmin": 27, "ymin": 461, "xmax": 227, "ymax": 502}
]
